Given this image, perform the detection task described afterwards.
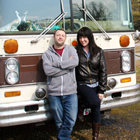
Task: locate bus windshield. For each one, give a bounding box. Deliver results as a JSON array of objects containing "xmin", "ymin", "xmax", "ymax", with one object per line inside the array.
[
  {"xmin": 0, "ymin": 0, "xmax": 134, "ymax": 34},
  {"xmin": 0, "ymin": 0, "xmax": 70, "ymax": 33}
]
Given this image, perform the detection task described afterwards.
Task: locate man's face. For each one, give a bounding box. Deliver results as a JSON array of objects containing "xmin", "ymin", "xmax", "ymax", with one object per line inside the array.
[{"xmin": 54, "ymin": 30, "xmax": 66, "ymax": 47}]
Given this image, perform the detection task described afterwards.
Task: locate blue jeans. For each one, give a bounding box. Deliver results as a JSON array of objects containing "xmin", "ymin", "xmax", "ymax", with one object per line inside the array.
[{"xmin": 49, "ymin": 94, "xmax": 78, "ymax": 140}]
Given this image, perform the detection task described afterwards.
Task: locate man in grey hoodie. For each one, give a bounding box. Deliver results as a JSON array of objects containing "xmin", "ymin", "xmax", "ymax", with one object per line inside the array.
[{"xmin": 42, "ymin": 29, "xmax": 79, "ymax": 140}]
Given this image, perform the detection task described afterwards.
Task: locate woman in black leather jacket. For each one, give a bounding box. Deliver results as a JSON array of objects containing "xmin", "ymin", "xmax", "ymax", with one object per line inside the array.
[{"xmin": 76, "ymin": 27, "xmax": 107, "ymax": 140}]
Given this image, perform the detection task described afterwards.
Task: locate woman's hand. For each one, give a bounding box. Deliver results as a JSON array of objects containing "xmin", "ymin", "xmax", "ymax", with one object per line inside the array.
[{"xmin": 98, "ymin": 94, "xmax": 104, "ymax": 100}]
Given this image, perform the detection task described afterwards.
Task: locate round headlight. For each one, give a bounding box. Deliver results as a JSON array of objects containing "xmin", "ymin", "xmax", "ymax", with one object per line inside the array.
[
  {"xmin": 6, "ymin": 72, "xmax": 19, "ymax": 84},
  {"xmin": 6, "ymin": 58, "xmax": 18, "ymax": 71},
  {"xmin": 121, "ymin": 51, "xmax": 131, "ymax": 72},
  {"xmin": 122, "ymin": 54, "xmax": 130, "ymax": 61},
  {"xmin": 122, "ymin": 61, "xmax": 131, "ymax": 71},
  {"xmin": 35, "ymin": 88, "xmax": 46, "ymax": 99},
  {"xmin": 108, "ymin": 78, "xmax": 116, "ymax": 89}
]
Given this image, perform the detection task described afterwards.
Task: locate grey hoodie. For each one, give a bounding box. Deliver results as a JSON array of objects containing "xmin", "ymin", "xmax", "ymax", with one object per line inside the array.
[{"xmin": 42, "ymin": 44, "xmax": 79, "ymax": 96}]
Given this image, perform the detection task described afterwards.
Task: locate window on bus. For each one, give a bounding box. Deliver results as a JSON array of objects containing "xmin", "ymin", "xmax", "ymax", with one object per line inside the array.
[
  {"xmin": 72, "ymin": 0, "xmax": 134, "ymax": 32},
  {"xmin": 0, "ymin": 0, "xmax": 71, "ymax": 33}
]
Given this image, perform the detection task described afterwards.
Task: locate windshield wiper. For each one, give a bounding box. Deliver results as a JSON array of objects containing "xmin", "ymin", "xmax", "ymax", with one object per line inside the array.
[
  {"xmin": 82, "ymin": 8, "xmax": 111, "ymax": 40},
  {"xmin": 31, "ymin": 12, "xmax": 67, "ymax": 43}
]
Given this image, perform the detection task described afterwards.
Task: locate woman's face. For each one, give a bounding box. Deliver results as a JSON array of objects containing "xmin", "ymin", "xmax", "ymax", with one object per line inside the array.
[{"xmin": 79, "ymin": 36, "xmax": 89, "ymax": 48}]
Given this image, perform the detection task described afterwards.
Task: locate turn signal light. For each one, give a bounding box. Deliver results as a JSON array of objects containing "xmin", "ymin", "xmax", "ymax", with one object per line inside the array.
[
  {"xmin": 120, "ymin": 35, "xmax": 130, "ymax": 47},
  {"xmin": 4, "ymin": 39, "xmax": 18, "ymax": 53},
  {"xmin": 5, "ymin": 91, "xmax": 21, "ymax": 97},
  {"xmin": 72, "ymin": 40, "xmax": 77, "ymax": 47},
  {"xmin": 120, "ymin": 77, "xmax": 131, "ymax": 83}
]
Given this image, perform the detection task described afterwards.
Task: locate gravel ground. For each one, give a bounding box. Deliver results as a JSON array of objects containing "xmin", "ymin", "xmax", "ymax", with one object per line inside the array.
[{"xmin": 0, "ymin": 102, "xmax": 140, "ymax": 140}]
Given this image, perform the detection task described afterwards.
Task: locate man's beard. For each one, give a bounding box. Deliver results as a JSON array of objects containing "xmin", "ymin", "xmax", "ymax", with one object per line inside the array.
[{"xmin": 55, "ymin": 40, "xmax": 64, "ymax": 47}]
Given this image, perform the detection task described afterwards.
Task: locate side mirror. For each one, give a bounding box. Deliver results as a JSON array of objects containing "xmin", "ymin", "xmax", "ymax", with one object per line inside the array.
[{"xmin": 132, "ymin": 30, "xmax": 140, "ymax": 42}]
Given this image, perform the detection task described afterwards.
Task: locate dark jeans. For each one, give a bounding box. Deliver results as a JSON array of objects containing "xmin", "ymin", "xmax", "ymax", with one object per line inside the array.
[{"xmin": 77, "ymin": 85, "xmax": 101, "ymax": 123}]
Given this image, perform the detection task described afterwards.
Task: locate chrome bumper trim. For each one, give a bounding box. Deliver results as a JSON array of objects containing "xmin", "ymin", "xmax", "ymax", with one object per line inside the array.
[
  {"xmin": 0, "ymin": 100, "xmax": 53, "ymax": 127},
  {"xmin": 101, "ymin": 83, "xmax": 140, "ymax": 111}
]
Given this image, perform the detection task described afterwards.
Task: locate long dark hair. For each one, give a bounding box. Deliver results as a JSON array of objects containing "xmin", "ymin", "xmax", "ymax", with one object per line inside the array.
[{"xmin": 76, "ymin": 27, "xmax": 100, "ymax": 58}]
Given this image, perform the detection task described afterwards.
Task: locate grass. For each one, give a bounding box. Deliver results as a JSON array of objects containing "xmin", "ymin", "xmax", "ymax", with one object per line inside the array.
[
  {"xmin": 135, "ymin": 43, "xmax": 140, "ymax": 53},
  {"xmin": 136, "ymin": 60, "xmax": 140, "ymax": 82},
  {"xmin": 135, "ymin": 44, "xmax": 140, "ymax": 82}
]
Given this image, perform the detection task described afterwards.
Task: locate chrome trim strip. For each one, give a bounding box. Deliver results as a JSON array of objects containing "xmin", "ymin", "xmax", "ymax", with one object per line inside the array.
[
  {"xmin": 101, "ymin": 83, "xmax": 140, "ymax": 111},
  {"xmin": 0, "ymin": 99, "xmax": 53, "ymax": 127},
  {"xmin": 105, "ymin": 83, "xmax": 140, "ymax": 95},
  {"xmin": 0, "ymin": 53, "xmax": 43, "ymax": 57},
  {"xmin": 0, "ymin": 100, "xmax": 47, "ymax": 109},
  {"xmin": 0, "ymin": 82, "xmax": 47, "ymax": 88},
  {"xmin": 0, "ymin": 32, "xmax": 135, "ymax": 39},
  {"xmin": 107, "ymin": 71, "xmax": 135, "ymax": 77},
  {"xmin": 103, "ymin": 47, "xmax": 135, "ymax": 52}
]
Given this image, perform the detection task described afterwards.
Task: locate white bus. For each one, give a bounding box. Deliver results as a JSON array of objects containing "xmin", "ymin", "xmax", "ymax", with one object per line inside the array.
[{"xmin": 0, "ymin": 0, "xmax": 140, "ymax": 127}]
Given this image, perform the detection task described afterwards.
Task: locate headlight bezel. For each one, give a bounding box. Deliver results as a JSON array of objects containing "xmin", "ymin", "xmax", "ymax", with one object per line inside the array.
[
  {"xmin": 108, "ymin": 78, "xmax": 117, "ymax": 89},
  {"xmin": 121, "ymin": 50, "xmax": 131, "ymax": 73},
  {"xmin": 5, "ymin": 58, "xmax": 19, "ymax": 85},
  {"xmin": 5, "ymin": 58, "xmax": 18, "ymax": 71},
  {"xmin": 6, "ymin": 71, "xmax": 19, "ymax": 85},
  {"xmin": 35, "ymin": 88, "xmax": 46, "ymax": 100}
]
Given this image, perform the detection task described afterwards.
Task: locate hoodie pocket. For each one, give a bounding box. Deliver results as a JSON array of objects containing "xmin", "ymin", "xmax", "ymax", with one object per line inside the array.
[
  {"xmin": 47, "ymin": 76, "xmax": 61, "ymax": 92},
  {"xmin": 64, "ymin": 70, "xmax": 76, "ymax": 92}
]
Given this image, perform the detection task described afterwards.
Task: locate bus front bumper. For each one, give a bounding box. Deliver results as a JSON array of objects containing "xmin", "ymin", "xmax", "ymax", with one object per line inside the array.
[
  {"xmin": 101, "ymin": 83, "xmax": 140, "ymax": 111},
  {"xmin": 0, "ymin": 99, "xmax": 53, "ymax": 127}
]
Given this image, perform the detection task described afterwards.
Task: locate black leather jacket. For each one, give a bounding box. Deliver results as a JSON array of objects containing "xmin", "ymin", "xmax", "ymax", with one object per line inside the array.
[{"xmin": 76, "ymin": 49, "xmax": 107, "ymax": 94}]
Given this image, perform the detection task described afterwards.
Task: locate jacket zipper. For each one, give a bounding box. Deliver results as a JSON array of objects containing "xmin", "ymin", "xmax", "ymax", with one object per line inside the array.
[
  {"xmin": 52, "ymin": 46, "xmax": 64, "ymax": 96},
  {"xmin": 60, "ymin": 56, "xmax": 64, "ymax": 96},
  {"xmin": 82, "ymin": 50, "xmax": 92, "ymax": 84},
  {"xmin": 87, "ymin": 59, "xmax": 92, "ymax": 84},
  {"xmin": 60, "ymin": 48, "xmax": 65, "ymax": 96}
]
